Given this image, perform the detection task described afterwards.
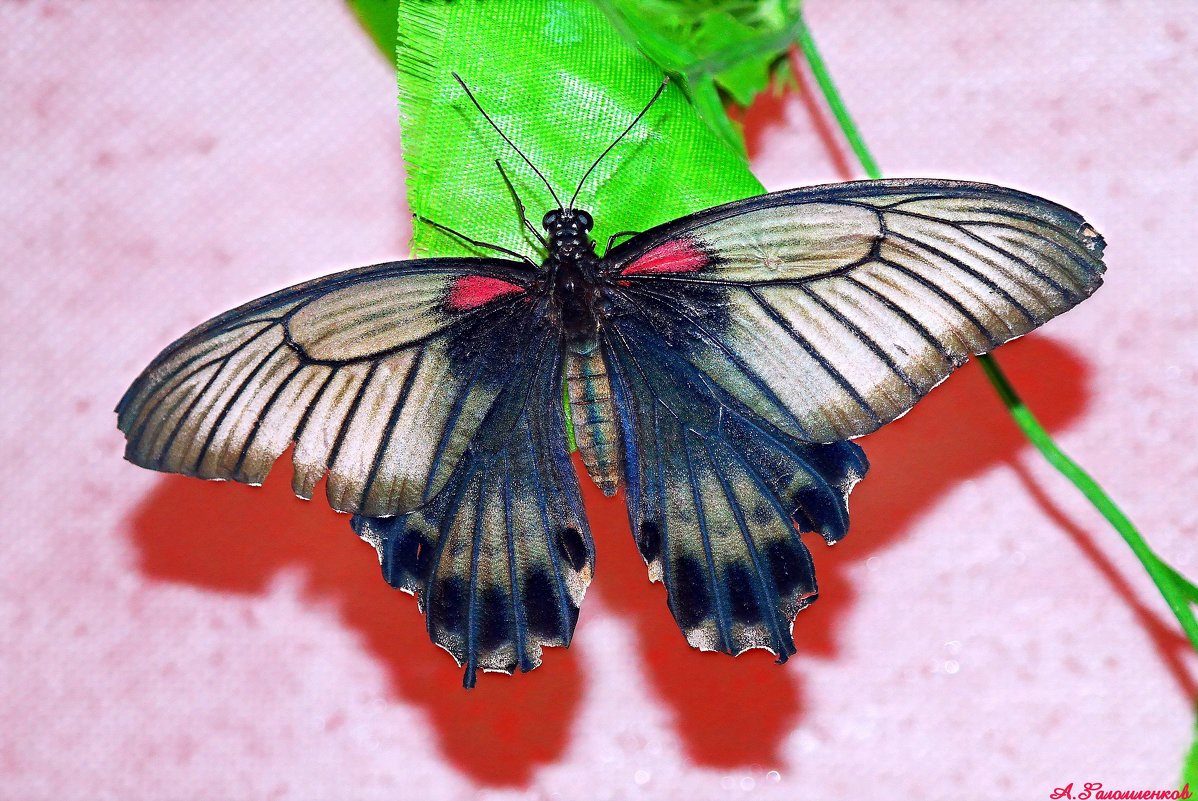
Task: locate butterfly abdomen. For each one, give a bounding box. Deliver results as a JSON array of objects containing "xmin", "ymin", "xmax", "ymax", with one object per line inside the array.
[{"xmin": 566, "ymin": 349, "xmax": 620, "ymax": 496}]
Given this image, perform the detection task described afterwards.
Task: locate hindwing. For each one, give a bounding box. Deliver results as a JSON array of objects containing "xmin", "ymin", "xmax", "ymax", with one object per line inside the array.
[
  {"xmin": 352, "ymin": 330, "xmax": 593, "ymax": 686},
  {"xmin": 603, "ymin": 314, "xmax": 867, "ymax": 657}
]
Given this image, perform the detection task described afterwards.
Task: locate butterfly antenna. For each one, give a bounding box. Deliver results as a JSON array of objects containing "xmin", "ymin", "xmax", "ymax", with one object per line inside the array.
[
  {"xmin": 569, "ymin": 76, "xmax": 670, "ymax": 208},
  {"xmin": 452, "ymin": 73, "xmax": 564, "ymax": 210}
]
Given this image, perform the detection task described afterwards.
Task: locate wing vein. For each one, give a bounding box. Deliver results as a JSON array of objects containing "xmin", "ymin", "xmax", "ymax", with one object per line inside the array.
[
  {"xmin": 698, "ymin": 437, "xmax": 789, "ymax": 656},
  {"xmin": 231, "ymin": 361, "xmax": 306, "ymax": 479},
  {"xmin": 192, "ymin": 343, "xmax": 287, "ymax": 473},
  {"xmin": 842, "ymin": 275, "xmax": 958, "ymax": 363},
  {"xmin": 615, "ymin": 285, "xmax": 816, "ymax": 439},
  {"xmin": 324, "ymin": 360, "xmax": 382, "ymax": 481},
  {"xmin": 153, "ymin": 327, "xmax": 271, "ymax": 469},
  {"xmin": 682, "ymin": 431, "xmax": 734, "ymax": 652},
  {"xmin": 525, "ymin": 418, "xmax": 573, "ymax": 635},
  {"xmin": 359, "ymin": 348, "xmax": 426, "ymax": 510},
  {"xmin": 464, "ymin": 476, "xmax": 485, "ymax": 687},
  {"xmin": 878, "ymin": 258, "xmax": 999, "ymax": 349},
  {"xmin": 502, "ymin": 455, "xmax": 531, "ymax": 671},
  {"xmin": 798, "ymin": 284, "xmax": 922, "ymax": 395},
  {"xmin": 747, "ymin": 287, "xmax": 884, "ymax": 427},
  {"xmin": 885, "ymin": 229, "xmax": 1040, "ymax": 327}
]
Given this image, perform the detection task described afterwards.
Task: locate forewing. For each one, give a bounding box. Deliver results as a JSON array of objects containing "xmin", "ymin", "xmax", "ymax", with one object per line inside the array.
[
  {"xmin": 117, "ymin": 258, "xmax": 537, "ymax": 516},
  {"xmin": 604, "ymin": 315, "xmax": 867, "ymax": 658},
  {"xmin": 352, "ymin": 332, "xmax": 593, "ymax": 687},
  {"xmin": 605, "ymin": 179, "xmax": 1106, "ymax": 442}
]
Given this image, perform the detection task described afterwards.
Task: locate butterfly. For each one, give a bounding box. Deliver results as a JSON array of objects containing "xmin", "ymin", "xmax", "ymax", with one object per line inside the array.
[{"xmin": 116, "ymin": 76, "xmax": 1106, "ymax": 687}]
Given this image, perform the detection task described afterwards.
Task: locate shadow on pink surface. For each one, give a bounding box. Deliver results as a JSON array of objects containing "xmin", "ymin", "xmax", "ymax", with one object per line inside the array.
[{"xmin": 130, "ymin": 470, "xmax": 582, "ymax": 787}]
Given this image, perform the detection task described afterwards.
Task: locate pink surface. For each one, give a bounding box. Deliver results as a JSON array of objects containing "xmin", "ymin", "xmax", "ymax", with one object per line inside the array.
[{"xmin": 3, "ymin": 2, "xmax": 1196, "ymax": 799}]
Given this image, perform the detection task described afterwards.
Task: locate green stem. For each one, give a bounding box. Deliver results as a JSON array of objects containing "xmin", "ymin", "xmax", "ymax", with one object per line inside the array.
[
  {"xmin": 793, "ymin": 18, "xmax": 881, "ymax": 180},
  {"xmin": 792, "ymin": 14, "xmax": 1198, "ymax": 655}
]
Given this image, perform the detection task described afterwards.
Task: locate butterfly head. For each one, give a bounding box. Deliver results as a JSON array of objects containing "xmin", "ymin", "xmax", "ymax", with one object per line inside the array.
[
  {"xmin": 543, "ymin": 208, "xmax": 593, "ymax": 233},
  {"xmin": 544, "ymin": 208, "xmax": 595, "ymax": 259}
]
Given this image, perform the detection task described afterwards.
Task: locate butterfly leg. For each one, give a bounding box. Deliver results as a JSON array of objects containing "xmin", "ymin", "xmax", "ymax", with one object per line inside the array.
[
  {"xmin": 604, "ymin": 230, "xmax": 640, "ymax": 256},
  {"xmin": 415, "ymin": 215, "xmax": 538, "ymax": 268},
  {"xmin": 494, "ymin": 159, "xmax": 548, "ymax": 249}
]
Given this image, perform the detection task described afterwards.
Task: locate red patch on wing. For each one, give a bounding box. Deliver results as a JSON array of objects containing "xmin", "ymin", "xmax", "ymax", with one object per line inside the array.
[
  {"xmin": 446, "ymin": 275, "xmax": 525, "ymax": 311},
  {"xmin": 621, "ymin": 237, "xmax": 709, "ymax": 276}
]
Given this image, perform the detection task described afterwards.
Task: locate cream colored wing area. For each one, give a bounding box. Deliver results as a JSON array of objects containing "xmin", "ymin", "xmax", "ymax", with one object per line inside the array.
[
  {"xmin": 117, "ymin": 258, "xmax": 533, "ymax": 516},
  {"xmin": 286, "ymin": 274, "xmax": 456, "ymax": 361},
  {"xmin": 690, "ymin": 202, "xmax": 879, "ymax": 281},
  {"xmin": 619, "ymin": 181, "xmax": 1106, "ymax": 443}
]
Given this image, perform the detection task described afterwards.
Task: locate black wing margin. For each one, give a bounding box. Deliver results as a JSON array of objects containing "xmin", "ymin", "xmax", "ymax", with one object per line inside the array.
[
  {"xmin": 352, "ymin": 330, "xmax": 594, "ymax": 687},
  {"xmin": 604, "ymin": 314, "xmax": 867, "ymax": 659}
]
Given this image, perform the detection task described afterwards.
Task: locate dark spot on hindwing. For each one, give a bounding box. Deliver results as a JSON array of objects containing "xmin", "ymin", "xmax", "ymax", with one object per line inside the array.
[
  {"xmin": 432, "ymin": 576, "xmax": 467, "ymax": 636},
  {"xmin": 374, "ymin": 521, "xmax": 432, "ymax": 592},
  {"xmin": 671, "ymin": 555, "xmax": 711, "ymax": 630},
  {"xmin": 478, "ymin": 586, "xmax": 513, "ymax": 653},
  {"xmin": 557, "ymin": 526, "xmax": 588, "ymax": 572},
  {"xmin": 380, "ymin": 526, "xmax": 420, "ymax": 589},
  {"xmin": 747, "ymin": 502, "xmax": 774, "ymax": 527},
  {"xmin": 792, "ymin": 484, "xmax": 847, "ymax": 541},
  {"xmin": 765, "ymin": 539, "xmax": 815, "ymax": 599},
  {"xmin": 524, "ymin": 569, "xmax": 564, "ymax": 640},
  {"xmin": 637, "ymin": 520, "xmax": 662, "ymax": 563},
  {"xmin": 724, "ymin": 563, "xmax": 762, "ymax": 624}
]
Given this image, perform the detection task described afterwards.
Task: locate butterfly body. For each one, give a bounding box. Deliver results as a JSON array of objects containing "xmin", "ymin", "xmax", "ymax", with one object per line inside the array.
[
  {"xmin": 539, "ymin": 207, "xmax": 625, "ymax": 494},
  {"xmin": 543, "ymin": 208, "xmax": 604, "ymax": 349}
]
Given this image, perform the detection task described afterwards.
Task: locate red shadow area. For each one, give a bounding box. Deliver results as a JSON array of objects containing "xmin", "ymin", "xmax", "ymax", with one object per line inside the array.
[
  {"xmin": 585, "ymin": 335, "xmax": 1091, "ymax": 768},
  {"xmin": 130, "ymin": 471, "xmax": 580, "ymax": 788}
]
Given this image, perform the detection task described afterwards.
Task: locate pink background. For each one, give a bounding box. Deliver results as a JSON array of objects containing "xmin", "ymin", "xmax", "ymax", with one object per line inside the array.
[{"xmin": 4, "ymin": 2, "xmax": 1196, "ymax": 799}]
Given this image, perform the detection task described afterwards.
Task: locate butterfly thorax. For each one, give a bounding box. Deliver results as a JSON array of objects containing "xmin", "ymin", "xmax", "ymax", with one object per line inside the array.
[
  {"xmin": 544, "ymin": 208, "xmax": 604, "ymax": 352},
  {"xmin": 544, "ymin": 208, "xmax": 621, "ymax": 496}
]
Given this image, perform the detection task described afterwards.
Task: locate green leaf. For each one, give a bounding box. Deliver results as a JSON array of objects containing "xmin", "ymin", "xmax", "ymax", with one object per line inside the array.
[
  {"xmin": 384, "ymin": 0, "xmax": 764, "ymax": 261},
  {"xmin": 346, "ymin": 0, "xmax": 400, "ymax": 59},
  {"xmin": 601, "ymin": 0, "xmax": 803, "ymax": 109}
]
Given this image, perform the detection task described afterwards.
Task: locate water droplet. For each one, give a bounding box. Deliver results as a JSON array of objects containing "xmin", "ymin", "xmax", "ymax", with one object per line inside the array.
[
  {"xmin": 945, "ymin": 659, "xmax": 960, "ymax": 674},
  {"xmin": 740, "ymin": 776, "xmax": 756, "ymax": 791},
  {"xmin": 634, "ymin": 769, "xmax": 651, "ymax": 786},
  {"xmin": 866, "ymin": 556, "xmax": 879, "ymax": 571},
  {"xmin": 720, "ymin": 776, "xmax": 736, "ymax": 790},
  {"xmin": 767, "ymin": 770, "xmax": 782, "ymax": 783},
  {"xmin": 944, "ymin": 640, "xmax": 961, "ymax": 655}
]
